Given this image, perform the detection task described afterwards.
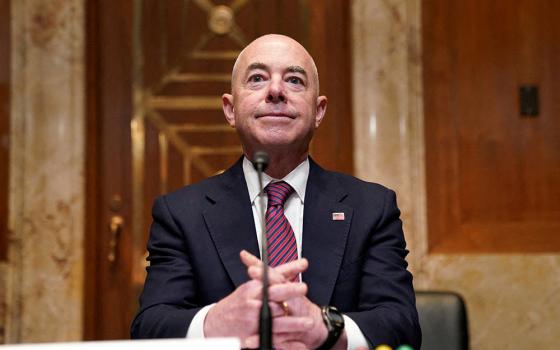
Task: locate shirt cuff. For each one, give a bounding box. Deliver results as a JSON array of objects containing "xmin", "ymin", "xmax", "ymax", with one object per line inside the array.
[
  {"xmin": 343, "ymin": 314, "xmax": 369, "ymax": 350},
  {"xmin": 185, "ymin": 304, "xmax": 215, "ymax": 338}
]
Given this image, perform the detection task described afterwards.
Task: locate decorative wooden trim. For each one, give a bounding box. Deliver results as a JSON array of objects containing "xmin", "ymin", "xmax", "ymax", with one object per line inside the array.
[
  {"xmin": 84, "ymin": 0, "xmax": 99, "ymax": 340},
  {"xmin": 0, "ymin": 0, "xmax": 10, "ymax": 262}
]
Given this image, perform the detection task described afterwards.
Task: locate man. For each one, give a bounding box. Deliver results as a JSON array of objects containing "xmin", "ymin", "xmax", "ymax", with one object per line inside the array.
[{"xmin": 131, "ymin": 34, "xmax": 421, "ymax": 349}]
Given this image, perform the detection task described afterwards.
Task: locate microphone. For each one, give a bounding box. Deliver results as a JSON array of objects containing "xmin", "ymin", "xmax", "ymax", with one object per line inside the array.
[
  {"xmin": 252, "ymin": 150, "xmax": 269, "ymax": 173},
  {"xmin": 252, "ymin": 151, "xmax": 272, "ymax": 350}
]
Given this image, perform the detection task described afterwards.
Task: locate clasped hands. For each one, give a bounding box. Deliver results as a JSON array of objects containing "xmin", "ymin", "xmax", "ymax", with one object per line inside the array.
[{"xmin": 204, "ymin": 250, "xmax": 334, "ymax": 349}]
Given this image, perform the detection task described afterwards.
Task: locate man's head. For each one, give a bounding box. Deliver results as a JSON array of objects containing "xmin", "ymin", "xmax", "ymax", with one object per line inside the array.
[{"xmin": 222, "ymin": 34, "xmax": 327, "ymax": 160}]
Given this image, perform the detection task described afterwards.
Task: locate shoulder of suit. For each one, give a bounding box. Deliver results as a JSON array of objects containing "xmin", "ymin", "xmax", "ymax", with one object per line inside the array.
[{"xmin": 320, "ymin": 168, "xmax": 395, "ymax": 196}]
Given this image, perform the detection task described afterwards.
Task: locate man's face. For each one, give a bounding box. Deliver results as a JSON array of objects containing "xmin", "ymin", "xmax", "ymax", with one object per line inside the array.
[{"xmin": 222, "ymin": 36, "xmax": 327, "ymax": 157}]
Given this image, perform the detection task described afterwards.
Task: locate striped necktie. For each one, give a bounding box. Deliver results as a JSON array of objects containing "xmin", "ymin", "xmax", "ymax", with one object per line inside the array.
[{"xmin": 265, "ymin": 181, "xmax": 298, "ymax": 267}]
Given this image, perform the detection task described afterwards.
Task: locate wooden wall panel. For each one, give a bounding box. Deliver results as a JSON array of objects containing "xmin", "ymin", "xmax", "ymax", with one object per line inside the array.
[
  {"xmin": 308, "ymin": 0, "xmax": 353, "ymax": 175},
  {"xmin": 423, "ymin": 0, "xmax": 560, "ymax": 253},
  {"xmin": 0, "ymin": 0, "xmax": 10, "ymax": 261}
]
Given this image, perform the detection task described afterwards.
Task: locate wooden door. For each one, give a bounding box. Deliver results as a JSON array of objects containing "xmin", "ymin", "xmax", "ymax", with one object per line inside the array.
[
  {"xmin": 423, "ymin": 0, "xmax": 560, "ymax": 253},
  {"xmin": 85, "ymin": 0, "xmax": 353, "ymax": 340}
]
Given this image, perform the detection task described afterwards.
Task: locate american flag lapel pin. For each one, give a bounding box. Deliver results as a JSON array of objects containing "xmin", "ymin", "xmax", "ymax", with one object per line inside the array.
[{"xmin": 332, "ymin": 212, "xmax": 345, "ymax": 221}]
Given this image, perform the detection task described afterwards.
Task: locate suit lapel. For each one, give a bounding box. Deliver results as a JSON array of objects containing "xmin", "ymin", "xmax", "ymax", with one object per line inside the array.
[
  {"xmin": 203, "ymin": 159, "xmax": 260, "ymax": 288},
  {"xmin": 302, "ymin": 160, "xmax": 352, "ymax": 306}
]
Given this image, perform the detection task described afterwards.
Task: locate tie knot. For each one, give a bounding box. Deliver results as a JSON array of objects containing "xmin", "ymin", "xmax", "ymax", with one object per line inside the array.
[{"xmin": 265, "ymin": 181, "xmax": 294, "ymax": 206}]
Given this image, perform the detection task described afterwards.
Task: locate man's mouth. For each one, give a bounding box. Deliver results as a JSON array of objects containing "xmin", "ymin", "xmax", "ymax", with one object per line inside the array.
[{"xmin": 256, "ymin": 112, "xmax": 295, "ymax": 119}]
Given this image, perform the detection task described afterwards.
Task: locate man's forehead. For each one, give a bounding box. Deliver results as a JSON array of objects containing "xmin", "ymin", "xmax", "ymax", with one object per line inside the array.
[
  {"xmin": 244, "ymin": 62, "xmax": 308, "ymax": 75},
  {"xmin": 238, "ymin": 36, "xmax": 312, "ymax": 65},
  {"xmin": 230, "ymin": 34, "xmax": 320, "ymax": 90},
  {"xmin": 244, "ymin": 36, "xmax": 307, "ymax": 56}
]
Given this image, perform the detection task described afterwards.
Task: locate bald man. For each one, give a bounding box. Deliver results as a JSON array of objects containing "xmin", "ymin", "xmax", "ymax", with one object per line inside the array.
[{"xmin": 131, "ymin": 34, "xmax": 421, "ymax": 350}]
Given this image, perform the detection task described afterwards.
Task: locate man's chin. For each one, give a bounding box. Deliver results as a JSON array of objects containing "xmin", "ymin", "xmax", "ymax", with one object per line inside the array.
[
  {"xmin": 250, "ymin": 138, "xmax": 297, "ymax": 151},
  {"xmin": 253, "ymin": 132, "xmax": 295, "ymax": 145},
  {"xmin": 243, "ymin": 130, "xmax": 312, "ymax": 153}
]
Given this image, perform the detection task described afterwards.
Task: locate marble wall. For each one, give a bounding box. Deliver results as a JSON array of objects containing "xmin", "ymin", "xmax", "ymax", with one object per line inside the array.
[
  {"xmin": 352, "ymin": 0, "xmax": 560, "ymax": 349},
  {"xmin": 5, "ymin": 0, "xmax": 85, "ymax": 343}
]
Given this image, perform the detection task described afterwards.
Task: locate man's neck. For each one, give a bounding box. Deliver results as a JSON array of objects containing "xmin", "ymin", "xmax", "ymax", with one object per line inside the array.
[{"xmin": 245, "ymin": 150, "xmax": 308, "ymax": 179}]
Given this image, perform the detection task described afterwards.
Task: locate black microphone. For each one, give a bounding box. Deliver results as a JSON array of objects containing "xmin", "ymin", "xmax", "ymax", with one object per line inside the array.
[
  {"xmin": 253, "ymin": 150, "xmax": 269, "ymax": 173},
  {"xmin": 252, "ymin": 151, "xmax": 272, "ymax": 350}
]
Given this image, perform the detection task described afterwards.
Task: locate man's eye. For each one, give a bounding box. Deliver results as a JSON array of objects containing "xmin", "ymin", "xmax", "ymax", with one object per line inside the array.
[
  {"xmin": 287, "ymin": 76, "xmax": 303, "ymax": 85},
  {"xmin": 248, "ymin": 74, "xmax": 264, "ymax": 83}
]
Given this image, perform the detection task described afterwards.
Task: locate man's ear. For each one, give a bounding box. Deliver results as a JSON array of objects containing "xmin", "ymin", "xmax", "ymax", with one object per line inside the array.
[
  {"xmin": 222, "ymin": 93, "xmax": 235, "ymax": 127},
  {"xmin": 314, "ymin": 95, "xmax": 327, "ymax": 128}
]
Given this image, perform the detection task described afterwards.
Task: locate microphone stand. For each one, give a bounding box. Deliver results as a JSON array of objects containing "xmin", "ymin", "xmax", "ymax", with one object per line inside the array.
[{"xmin": 253, "ymin": 151, "xmax": 272, "ymax": 350}]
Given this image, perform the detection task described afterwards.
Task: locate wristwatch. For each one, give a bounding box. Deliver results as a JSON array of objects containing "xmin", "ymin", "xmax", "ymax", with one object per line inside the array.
[{"xmin": 317, "ymin": 305, "xmax": 345, "ymax": 350}]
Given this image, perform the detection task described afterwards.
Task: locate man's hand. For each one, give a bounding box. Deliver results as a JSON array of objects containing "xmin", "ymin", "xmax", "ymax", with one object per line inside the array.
[
  {"xmin": 203, "ymin": 278, "xmax": 262, "ymax": 344},
  {"xmin": 240, "ymin": 251, "xmax": 347, "ymax": 350},
  {"xmin": 203, "ymin": 251, "xmax": 309, "ymax": 348}
]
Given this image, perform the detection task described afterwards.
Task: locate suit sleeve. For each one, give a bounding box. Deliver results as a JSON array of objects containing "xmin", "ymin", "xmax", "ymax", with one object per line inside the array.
[
  {"xmin": 130, "ymin": 195, "xmax": 202, "ymax": 338},
  {"xmin": 345, "ymin": 189, "xmax": 421, "ymax": 349}
]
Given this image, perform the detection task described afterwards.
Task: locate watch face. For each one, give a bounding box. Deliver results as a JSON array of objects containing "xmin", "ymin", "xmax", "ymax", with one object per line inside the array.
[
  {"xmin": 319, "ymin": 306, "xmax": 345, "ymax": 350},
  {"xmin": 326, "ymin": 306, "xmax": 345, "ymax": 329}
]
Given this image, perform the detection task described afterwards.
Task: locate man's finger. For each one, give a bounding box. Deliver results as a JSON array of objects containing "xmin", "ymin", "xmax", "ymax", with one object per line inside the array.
[
  {"xmin": 242, "ymin": 335, "xmax": 259, "ymax": 349},
  {"xmin": 240, "ymin": 279, "xmax": 265, "ymax": 300},
  {"xmin": 248, "ymin": 259, "xmax": 308, "ymax": 283},
  {"xmin": 268, "ymin": 282, "xmax": 308, "ymax": 302},
  {"xmin": 269, "ymin": 301, "xmax": 286, "ymax": 318},
  {"xmin": 247, "ymin": 265, "xmax": 289, "ymax": 285},
  {"xmin": 275, "ymin": 258, "xmax": 308, "ymax": 276},
  {"xmin": 273, "ymin": 340, "xmax": 308, "ymax": 350},
  {"xmin": 243, "ymin": 336, "xmax": 308, "ymax": 349},
  {"xmin": 272, "ymin": 316, "xmax": 314, "ymax": 333},
  {"xmin": 240, "ymin": 250, "xmax": 262, "ymax": 268}
]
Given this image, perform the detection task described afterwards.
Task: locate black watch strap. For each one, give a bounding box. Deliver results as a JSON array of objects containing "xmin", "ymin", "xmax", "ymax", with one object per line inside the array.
[{"xmin": 317, "ymin": 306, "xmax": 345, "ymax": 350}]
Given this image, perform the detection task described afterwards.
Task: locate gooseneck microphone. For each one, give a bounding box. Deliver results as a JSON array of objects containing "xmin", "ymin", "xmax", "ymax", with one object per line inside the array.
[{"xmin": 252, "ymin": 151, "xmax": 272, "ymax": 350}]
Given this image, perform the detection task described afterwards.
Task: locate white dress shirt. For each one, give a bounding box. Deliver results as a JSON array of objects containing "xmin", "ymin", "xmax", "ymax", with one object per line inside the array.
[{"xmin": 186, "ymin": 157, "xmax": 369, "ymax": 349}]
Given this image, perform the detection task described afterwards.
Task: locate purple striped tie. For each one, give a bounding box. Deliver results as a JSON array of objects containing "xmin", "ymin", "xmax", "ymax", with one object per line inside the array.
[{"xmin": 265, "ymin": 181, "xmax": 298, "ymax": 267}]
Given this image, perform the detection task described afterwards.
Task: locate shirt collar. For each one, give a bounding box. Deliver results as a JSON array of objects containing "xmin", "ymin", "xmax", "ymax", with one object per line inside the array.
[{"xmin": 242, "ymin": 156, "xmax": 309, "ymax": 204}]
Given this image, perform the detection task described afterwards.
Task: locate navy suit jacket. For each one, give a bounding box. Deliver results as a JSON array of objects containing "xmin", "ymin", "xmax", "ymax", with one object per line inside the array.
[{"xmin": 131, "ymin": 158, "xmax": 421, "ymax": 349}]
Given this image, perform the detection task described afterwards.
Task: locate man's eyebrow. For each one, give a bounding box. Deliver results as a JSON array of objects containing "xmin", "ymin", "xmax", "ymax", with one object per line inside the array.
[
  {"xmin": 246, "ymin": 62, "xmax": 267, "ymax": 72},
  {"xmin": 286, "ymin": 65, "xmax": 307, "ymax": 77},
  {"xmin": 245, "ymin": 63, "xmax": 307, "ymax": 77}
]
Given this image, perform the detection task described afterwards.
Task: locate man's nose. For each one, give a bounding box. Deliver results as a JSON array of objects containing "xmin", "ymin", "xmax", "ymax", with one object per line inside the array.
[{"xmin": 266, "ymin": 78, "xmax": 286, "ymax": 103}]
